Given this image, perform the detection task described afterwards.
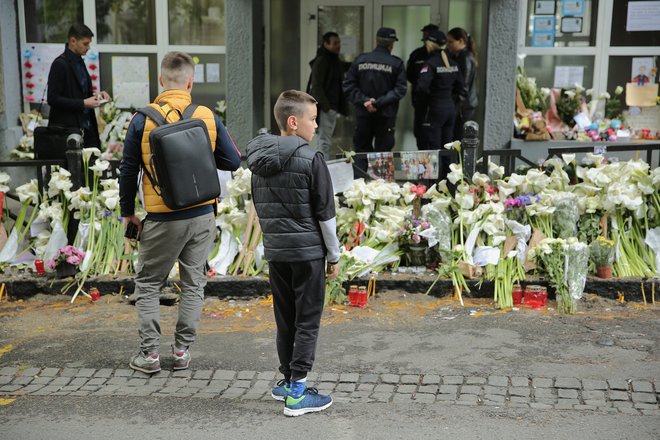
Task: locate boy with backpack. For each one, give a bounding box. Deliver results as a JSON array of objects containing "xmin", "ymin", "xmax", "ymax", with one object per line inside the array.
[
  {"xmin": 246, "ymin": 90, "xmax": 340, "ymax": 416},
  {"xmin": 119, "ymin": 51, "xmax": 241, "ymax": 374}
]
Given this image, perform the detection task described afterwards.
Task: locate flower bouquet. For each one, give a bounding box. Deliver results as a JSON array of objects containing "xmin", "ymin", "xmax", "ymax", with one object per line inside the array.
[
  {"xmin": 398, "ymin": 215, "xmax": 431, "ymax": 267},
  {"xmin": 47, "ymin": 245, "xmax": 85, "ymax": 278},
  {"xmin": 589, "ymin": 236, "xmax": 615, "ymax": 278}
]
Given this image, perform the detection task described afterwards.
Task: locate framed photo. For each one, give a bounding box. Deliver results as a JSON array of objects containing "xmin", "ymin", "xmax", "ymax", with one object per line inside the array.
[
  {"xmin": 535, "ymin": 0, "xmax": 556, "ymax": 15},
  {"xmin": 562, "ymin": 0, "xmax": 584, "ymax": 16},
  {"xmin": 532, "ymin": 32, "xmax": 555, "ymax": 47},
  {"xmin": 534, "ymin": 16, "xmax": 555, "ymax": 33},
  {"xmin": 561, "ymin": 16, "xmax": 583, "ymax": 33}
]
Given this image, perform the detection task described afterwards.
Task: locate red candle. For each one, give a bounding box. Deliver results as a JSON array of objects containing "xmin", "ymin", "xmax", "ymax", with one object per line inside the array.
[{"xmin": 34, "ymin": 259, "xmax": 45, "ymax": 275}]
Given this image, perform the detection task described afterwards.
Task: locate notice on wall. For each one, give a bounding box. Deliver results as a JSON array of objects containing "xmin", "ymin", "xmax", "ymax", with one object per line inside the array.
[
  {"xmin": 194, "ymin": 64, "xmax": 205, "ymax": 83},
  {"xmin": 533, "ymin": 16, "xmax": 555, "ymax": 32},
  {"xmin": 631, "ymin": 57, "xmax": 655, "ymax": 85},
  {"xmin": 326, "ymin": 159, "xmax": 354, "ymax": 194},
  {"xmin": 206, "ymin": 63, "xmax": 220, "ymax": 83},
  {"xmin": 562, "ymin": 0, "xmax": 584, "ymax": 16},
  {"xmin": 532, "ymin": 32, "xmax": 554, "ymax": 47},
  {"xmin": 553, "ymin": 65, "xmax": 584, "ymax": 88},
  {"xmin": 623, "ymin": 105, "xmax": 660, "ymax": 131},
  {"xmin": 535, "ymin": 0, "xmax": 556, "ymax": 15},
  {"xmin": 626, "ymin": 1, "xmax": 660, "ymax": 31},
  {"xmin": 626, "ymin": 83, "xmax": 659, "ymax": 107},
  {"xmin": 22, "ymin": 45, "xmax": 63, "ymax": 103},
  {"xmin": 112, "ymin": 56, "xmax": 149, "ymax": 109}
]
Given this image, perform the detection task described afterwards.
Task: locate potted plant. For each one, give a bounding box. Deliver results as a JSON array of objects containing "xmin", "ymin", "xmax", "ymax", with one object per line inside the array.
[
  {"xmin": 589, "ymin": 236, "xmax": 615, "ymax": 279},
  {"xmin": 46, "ymin": 245, "xmax": 85, "ymax": 278}
]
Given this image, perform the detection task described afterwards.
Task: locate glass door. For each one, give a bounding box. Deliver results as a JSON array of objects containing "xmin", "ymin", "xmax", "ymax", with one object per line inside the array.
[{"xmin": 301, "ymin": 1, "xmax": 443, "ymax": 156}]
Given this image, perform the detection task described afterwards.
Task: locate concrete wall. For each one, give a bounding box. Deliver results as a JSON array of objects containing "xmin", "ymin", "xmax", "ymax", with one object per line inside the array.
[
  {"xmin": 226, "ymin": 0, "xmax": 265, "ymax": 152},
  {"xmin": 482, "ymin": 0, "xmax": 519, "ymax": 150},
  {"xmin": 0, "ymin": 1, "xmax": 23, "ymax": 157}
]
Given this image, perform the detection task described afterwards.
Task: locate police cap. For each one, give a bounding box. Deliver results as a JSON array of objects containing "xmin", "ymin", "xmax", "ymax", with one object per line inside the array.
[{"xmin": 376, "ymin": 27, "xmax": 398, "ymax": 41}]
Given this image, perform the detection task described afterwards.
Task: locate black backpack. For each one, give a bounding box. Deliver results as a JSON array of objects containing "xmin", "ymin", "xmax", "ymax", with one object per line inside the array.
[{"xmin": 136, "ymin": 104, "xmax": 220, "ymax": 211}]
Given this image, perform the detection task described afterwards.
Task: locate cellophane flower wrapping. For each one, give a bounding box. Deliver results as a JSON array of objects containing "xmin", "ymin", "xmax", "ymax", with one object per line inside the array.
[
  {"xmin": 421, "ymin": 202, "xmax": 451, "ymax": 252},
  {"xmin": 565, "ymin": 240, "xmax": 589, "ymax": 301},
  {"xmin": 553, "ymin": 194, "xmax": 579, "ymax": 238}
]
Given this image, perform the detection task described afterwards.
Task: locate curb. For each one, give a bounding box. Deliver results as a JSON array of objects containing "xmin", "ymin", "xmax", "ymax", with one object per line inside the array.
[{"xmin": 0, "ymin": 274, "xmax": 657, "ymax": 302}]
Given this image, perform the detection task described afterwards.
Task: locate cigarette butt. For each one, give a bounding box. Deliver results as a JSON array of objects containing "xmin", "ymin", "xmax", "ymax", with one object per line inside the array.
[
  {"xmin": 118, "ymin": 285, "xmax": 124, "ymax": 297},
  {"xmin": 173, "ymin": 283, "xmax": 182, "ymax": 293}
]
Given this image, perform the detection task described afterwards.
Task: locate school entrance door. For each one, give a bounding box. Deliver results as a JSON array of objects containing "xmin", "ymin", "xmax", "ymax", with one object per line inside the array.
[{"xmin": 301, "ymin": 1, "xmax": 445, "ymax": 157}]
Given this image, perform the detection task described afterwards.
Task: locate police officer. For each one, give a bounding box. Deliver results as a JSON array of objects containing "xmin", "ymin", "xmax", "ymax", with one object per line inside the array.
[
  {"xmin": 343, "ymin": 27, "xmax": 407, "ymax": 174},
  {"xmin": 414, "ymin": 29, "xmax": 465, "ymax": 179},
  {"xmin": 406, "ymin": 24, "xmax": 439, "ymax": 149}
]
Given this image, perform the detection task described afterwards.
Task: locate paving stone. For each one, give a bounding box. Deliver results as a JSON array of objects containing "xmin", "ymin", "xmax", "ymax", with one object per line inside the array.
[
  {"xmin": 147, "ymin": 378, "xmax": 167, "ymax": 387},
  {"xmin": 465, "ymin": 376, "xmax": 486, "ymax": 385},
  {"xmin": 422, "ymin": 374, "xmax": 441, "ymax": 385},
  {"xmin": 339, "ymin": 373, "xmax": 359, "ymax": 383},
  {"xmin": 374, "ymin": 384, "xmax": 395, "ymax": 393},
  {"xmin": 316, "ymin": 382, "xmax": 336, "ymax": 392},
  {"xmin": 508, "ymin": 403, "xmax": 529, "ymax": 408},
  {"xmin": 631, "ymin": 381, "xmax": 654, "ymax": 393},
  {"xmin": 460, "ymin": 385, "xmax": 482, "ymax": 395},
  {"xmin": 237, "ymin": 370, "xmax": 256, "ymax": 380},
  {"xmin": 242, "ymin": 392, "xmax": 266, "ymax": 400},
  {"xmin": 535, "ymin": 398, "xmax": 558, "ymax": 405},
  {"xmin": 257, "ymin": 371, "xmax": 276, "ymax": 381},
  {"xmin": 171, "ymin": 370, "xmax": 192, "ymax": 378},
  {"xmin": 320, "ymin": 373, "xmax": 339, "ymax": 382},
  {"xmin": 70, "ymin": 378, "xmax": 88, "ymax": 386},
  {"xmin": 530, "ymin": 402, "xmax": 553, "ymax": 410},
  {"xmin": 350, "ymin": 391, "xmax": 372, "ymax": 400},
  {"xmin": 554, "ymin": 377, "xmax": 580, "ymax": 389},
  {"xmin": 306, "ymin": 372, "xmax": 318, "ymax": 382},
  {"xmin": 32, "ymin": 377, "xmax": 53, "ymax": 385},
  {"xmin": 187, "ymin": 380, "xmax": 208, "ymax": 389},
  {"xmin": 483, "ymin": 385, "xmax": 507, "ymax": 396},
  {"xmin": 582, "ymin": 379, "xmax": 607, "ymax": 390},
  {"xmin": 510, "ymin": 396, "xmax": 530, "ymax": 404},
  {"xmin": 21, "ymin": 384, "xmax": 45, "ymax": 393},
  {"xmin": 381, "ymin": 374, "xmax": 399, "ymax": 384},
  {"xmin": 401, "ymin": 375, "xmax": 419, "ymax": 384},
  {"xmin": 93, "ymin": 369, "xmax": 113, "ymax": 378},
  {"xmin": 531, "ymin": 378, "xmax": 553, "ymax": 388},
  {"xmin": 80, "ymin": 386, "xmax": 101, "ymax": 392},
  {"xmin": 617, "ymin": 407, "xmax": 640, "ymax": 415},
  {"xmin": 439, "ymin": 384, "xmax": 458, "ymax": 395},
  {"xmin": 631, "ymin": 392, "xmax": 657, "ymax": 404},
  {"xmin": 418, "ymin": 385, "xmax": 438, "ymax": 394},
  {"xmin": 12, "ymin": 377, "xmax": 33, "ymax": 385},
  {"xmin": 484, "ymin": 394, "xmax": 506, "ymax": 403},
  {"xmin": 0, "ymin": 367, "xmax": 18, "ymax": 376},
  {"xmin": 0, "ymin": 376, "xmax": 13, "ymax": 385},
  {"xmin": 336, "ymin": 383, "xmax": 356, "ymax": 392},
  {"xmin": 557, "ymin": 389, "xmax": 579, "ymax": 399},
  {"xmin": 213, "ymin": 370, "xmax": 235, "ymax": 381},
  {"xmin": 412, "ymin": 393, "xmax": 435, "ymax": 403},
  {"xmin": 584, "ymin": 399, "xmax": 608, "ymax": 407},
  {"xmin": 219, "ymin": 388, "xmax": 246, "ymax": 398},
  {"xmin": 60, "ymin": 385, "xmax": 81, "ymax": 392},
  {"xmin": 59, "ymin": 368, "xmax": 79, "ymax": 377},
  {"xmin": 31, "ymin": 387, "xmax": 58, "ymax": 396},
  {"xmin": 574, "ymin": 404, "xmax": 598, "ymax": 411},
  {"xmin": 193, "ymin": 370, "xmax": 213, "ymax": 380},
  {"xmin": 488, "ymin": 376, "xmax": 509, "ymax": 387},
  {"xmin": 510, "ymin": 387, "xmax": 531, "ymax": 397},
  {"xmin": 397, "ymin": 385, "xmax": 417, "ymax": 394},
  {"xmin": 483, "ymin": 400, "xmax": 504, "ymax": 407},
  {"xmin": 50, "ymin": 377, "xmax": 72, "ymax": 386},
  {"xmin": 510, "ymin": 377, "xmax": 529, "ymax": 387},
  {"xmin": 359, "ymin": 374, "xmax": 379, "ymax": 384},
  {"xmin": 370, "ymin": 392, "xmax": 391, "ymax": 402},
  {"xmin": 251, "ymin": 380, "xmax": 271, "ymax": 391},
  {"xmin": 392, "ymin": 393, "xmax": 413, "ymax": 403},
  {"xmin": 607, "ymin": 379, "xmax": 629, "ymax": 391},
  {"xmin": 20, "ymin": 368, "xmax": 41, "ymax": 377},
  {"xmin": 192, "ymin": 393, "xmax": 217, "ymax": 399},
  {"xmin": 208, "ymin": 380, "xmax": 230, "ymax": 389},
  {"xmin": 555, "ymin": 399, "xmax": 578, "ymax": 409},
  {"xmin": 611, "ymin": 401, "xmax": 633, "ymax": 408},
  {"xmin": 113, "ymin": 369, "xmax": 133, "ymax": 377},
  {"xmin": 582, "ymin": 390, "xmax": 606, "ymax": 400},
  {"xmin": 443, "ymin": 376, "xmax": 463, "ymax": 385},
  {"xmin": 634, "ymin": 403, "xmax": 659, "ymax": 410},
  {"xmin": 436, "ymin": 393, "xmax": 455, "ymax": 401},
  {"xmin": 456, "ymin": 394, "xmax": 478, "ymax": 405},
  {"xmin": 234, "ymin": 380, "xmax": 252, "ymax": 388},
  {"xmin": 76, "ymin": 368, "xmax": 95, "ymax": 377},
  {"xmin": 166, "ymin": 378, "xmax": 190, "ymax": 388},
  {"xmin": 357, "ymin": 383, "xmax": 375, "ymax": 392},
  {"xmin": 609, "ymin": 390, "xmax": 630, "ymax": 401}
]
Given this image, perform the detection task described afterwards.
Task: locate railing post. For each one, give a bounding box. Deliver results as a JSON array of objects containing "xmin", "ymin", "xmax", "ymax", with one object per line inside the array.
[{"xmin": 461, "ymin": 121, "xmax": 479, "ymax": 181}]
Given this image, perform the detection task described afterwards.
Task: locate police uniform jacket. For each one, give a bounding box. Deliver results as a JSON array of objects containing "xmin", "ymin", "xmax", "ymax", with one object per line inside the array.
[
  {"xmin": 453, "ymin": 48, "xmax": 478, "ymax": 115},
  {"xmin": 414, "ymin": 49, "xmax": 465, "ymax": 108},
  {"xmin": 342, "ymin": 46, "xmax": 407, "ymax": 118},
  {"xmin": 406, "ymin": 45, "xmax": 430, "ymax": 88}
]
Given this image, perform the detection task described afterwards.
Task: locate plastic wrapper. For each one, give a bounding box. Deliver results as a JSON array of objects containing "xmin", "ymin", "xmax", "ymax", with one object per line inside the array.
[
  {"xmin": 41, "ymin": 222, "xmax": 68, "ymax": 268},
  {"xmin": 553, "ymin": 195, "xmax": 579, "ymax": 238},
  {"xmin": 209, "ymin": 229, "xmax": 240, "ymax": 275},
  {"xmin": 565, "ymin": 241, "xmax": 589, "ymax": 301},
  {"xmin": 421, "ymin": 203, "xmax": 451, "ymax": 252},
  {"xmin": 505, "ymin": 219, "xmax": 532, "ymax": 266},
  {"xmin": 644, "ymin": 227, "xmax": 660, "ymax": 277}
]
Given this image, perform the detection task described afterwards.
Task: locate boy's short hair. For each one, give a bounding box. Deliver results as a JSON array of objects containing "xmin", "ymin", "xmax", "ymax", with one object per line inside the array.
[
  {"xmin": 68, "ymin": 24, "xmax": 93, "ymax": 40},
  {"xmin": 273, "ymin": 90, "xmax": 317, "ymax": 132},
  {"xmin": 160, "ymin": 51, "xmax": 195, "ymax": 85}
]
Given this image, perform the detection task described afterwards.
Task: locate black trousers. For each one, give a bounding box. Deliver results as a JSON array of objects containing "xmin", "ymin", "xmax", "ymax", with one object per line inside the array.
[
  {"xmin": 353, "ymin": 114, "xmax": 396, "ymax": 175},
  {"xmin": 269, "ymin": 258, "xmax": 326, "ymax": 381},
  {"xmin": 412, "ymin": 102, "xmax": 429, "ymax": 149}
]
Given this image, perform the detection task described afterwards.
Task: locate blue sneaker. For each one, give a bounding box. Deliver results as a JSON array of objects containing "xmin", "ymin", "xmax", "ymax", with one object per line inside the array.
[
  {"xmin": 284, "ymin": 383, "xmax": 333, "ymax": 417},
  {"xmin": 271, "ymin": 379, "xmax": 290, "ymax": 401}
]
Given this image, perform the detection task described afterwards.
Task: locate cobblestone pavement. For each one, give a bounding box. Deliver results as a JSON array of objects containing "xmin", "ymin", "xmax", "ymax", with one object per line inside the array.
[{"xmin": 1, "ymin": 366, "xmax": 658, "ymax": 416}]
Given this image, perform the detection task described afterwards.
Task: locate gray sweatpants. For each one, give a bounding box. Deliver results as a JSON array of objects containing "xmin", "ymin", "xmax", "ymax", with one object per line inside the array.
[
  {"xmin": 134, "ymin": 212, "xmax": 215, "ymax": 353},
  {"xmin": 316, "ymin": 109, "xmax": 338, "ymax": 160}
]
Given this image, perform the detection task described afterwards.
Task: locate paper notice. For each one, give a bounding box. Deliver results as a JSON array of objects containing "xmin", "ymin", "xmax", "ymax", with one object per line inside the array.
[
  {"xmin": 206, "ymin": 63, "xmax": 220, "ymax": 83},
  {"xmin": 194, "ymin": 64, "xmax": 204, "ymax": 83},
  {"xmin": 554, "ymin": 65, "xmax": 584, "ymax": 88},
  {"xmin": 623, "ymin": 105, "xmax": 660, "ymax": 131},
  {"xmin": 112, "ymin": 56, "xmax": 149, "ymax": 109},
  {"xmin": 626, "ymin": 1, "xmax": 660, "ymax": 31},
  {"xmin": 326, "ymin": 159, "xmax": 354, "ymax": 194},
  {"xmin": 626, "ymin": 83, "xmax": 659, "ymax": 107}
]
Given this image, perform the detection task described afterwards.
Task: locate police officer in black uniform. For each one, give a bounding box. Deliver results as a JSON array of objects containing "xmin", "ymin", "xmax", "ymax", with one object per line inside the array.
[
  {"xmin": 414, "ymin": 29, "xmax": 465, "ymax": 179},
  {"xmin": 406, "ymin": 24, "xmax": 439, "ymax": 150},
  {"xmin": 343, "ymin": 27, "xmax": 407, "ymax": 174}
]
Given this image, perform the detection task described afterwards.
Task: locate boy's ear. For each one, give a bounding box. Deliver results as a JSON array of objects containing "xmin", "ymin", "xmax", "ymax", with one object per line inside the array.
[{"xmin": 287, "ymin": 115, "xmax": 298, "ymax": 131}]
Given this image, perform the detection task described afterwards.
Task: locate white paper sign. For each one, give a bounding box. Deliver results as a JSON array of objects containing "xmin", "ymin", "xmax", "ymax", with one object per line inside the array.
[
  {"xmin": 535, "ymin": 0, "xmax": 556, "ymax": 14},
  {"xmin": 206, "ymin": 63, "xmax": 220, "ymax": 83},
  {"xmin": 553, "ymin": 65, "xmax": 584, "ymax": 88},
  {"xmin": 194, "ymin": 64, "xmax": 205, "ymax": 83},
  {"xmin": 626, "ymin": 1, "xmax": 660, "ymax": 31},
  {"xmin": 112, "ymin": 56, "xmax": 149, "ymax": 109},
  {"xmin": 326, "ymin": 159, "xmax": 354, "ymax": 194}
]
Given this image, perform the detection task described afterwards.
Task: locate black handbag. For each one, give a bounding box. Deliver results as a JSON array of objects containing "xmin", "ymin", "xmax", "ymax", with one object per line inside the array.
[{"xmin": 33, "ymin": 126, "xmax": 84, "ymax": 160}]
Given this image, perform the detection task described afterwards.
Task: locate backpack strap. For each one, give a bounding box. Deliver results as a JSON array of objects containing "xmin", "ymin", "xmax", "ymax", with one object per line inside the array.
[
  {"xmin": 181, "ymin": 104, "xmax": 199, "ymax": 120},
  {"xmin": 136, "ymin": 106, "xmax": 168, "ymax": 127}
]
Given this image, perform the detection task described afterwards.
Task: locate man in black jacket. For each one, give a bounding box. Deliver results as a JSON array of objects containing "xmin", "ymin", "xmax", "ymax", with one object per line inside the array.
[
  {"xmin": 47, "ymin": 24, "xmax": 111, "ymax": 148},
  {"xmin": 309, "ymin": 32, "xmax": 349, "ymax": 160},
  {"xmin": 343, "ymin": 27, "xmax": 407, "ymax": 173}
]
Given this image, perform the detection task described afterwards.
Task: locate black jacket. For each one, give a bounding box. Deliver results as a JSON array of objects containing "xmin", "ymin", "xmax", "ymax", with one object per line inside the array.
[
  {"xmin": 342, "ymin": 46, "xmax": 407, "ymax": 118},
  {"xmin": 47, "ymin": 46, "xmax": 100, "ymax": 146},
  {"xmin": 309, "ymin": 46, "xmax": 349, "ymax": 115},
  {"xmin": 452, "ymin": 48, "xmax": 478, "ymax": 114},
  {"xmin": 247, "ymin": 134, "xmax": 333, "ymax": 263},
  {"xmin": 406, "ymin": 45, "xmax": 430, "ymax": 88},
  {"xmin": 414, "ymin": 49, "xmax": 465, "ymax": 108}
]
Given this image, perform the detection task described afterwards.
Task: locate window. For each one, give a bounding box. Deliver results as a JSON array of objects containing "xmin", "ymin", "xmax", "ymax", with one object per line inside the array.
[
  {"xmin": 524, "ymin": 0, "xmax": 598, "ymax": 47},
  {"xmin": 168, "ymin": 0, "xmax": 225, "ymax": 45},
  {"xmin": 24, "ymin": 0, "xmax": 83, "ymax": 43},
  {"xmin": 610, "ymin": 1, "xmax": 660, "ymax": 46},
  {"xmin": 95, "ymin": 0, "xmax": 157, "ymax": 44},
  {"xmin": 525, "ymin": 55, "xmax": 595, "ymax": 89}
]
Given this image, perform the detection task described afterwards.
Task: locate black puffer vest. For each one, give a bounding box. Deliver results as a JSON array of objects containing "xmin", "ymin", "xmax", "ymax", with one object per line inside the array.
[{"xmin": 246, "ymin": 134, "xmax": 325, "ymax": 262}]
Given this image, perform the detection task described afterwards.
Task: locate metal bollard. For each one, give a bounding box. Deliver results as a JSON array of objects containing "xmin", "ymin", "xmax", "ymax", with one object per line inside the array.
[{"xmin": 461, "ymin": 121, "xmax": 479, "ymax": 182}]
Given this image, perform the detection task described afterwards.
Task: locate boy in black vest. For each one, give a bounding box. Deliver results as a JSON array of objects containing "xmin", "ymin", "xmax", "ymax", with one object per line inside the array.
[{"xmin": 246, "ymin": 90, "xmax": 340, "ymax": 416}]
